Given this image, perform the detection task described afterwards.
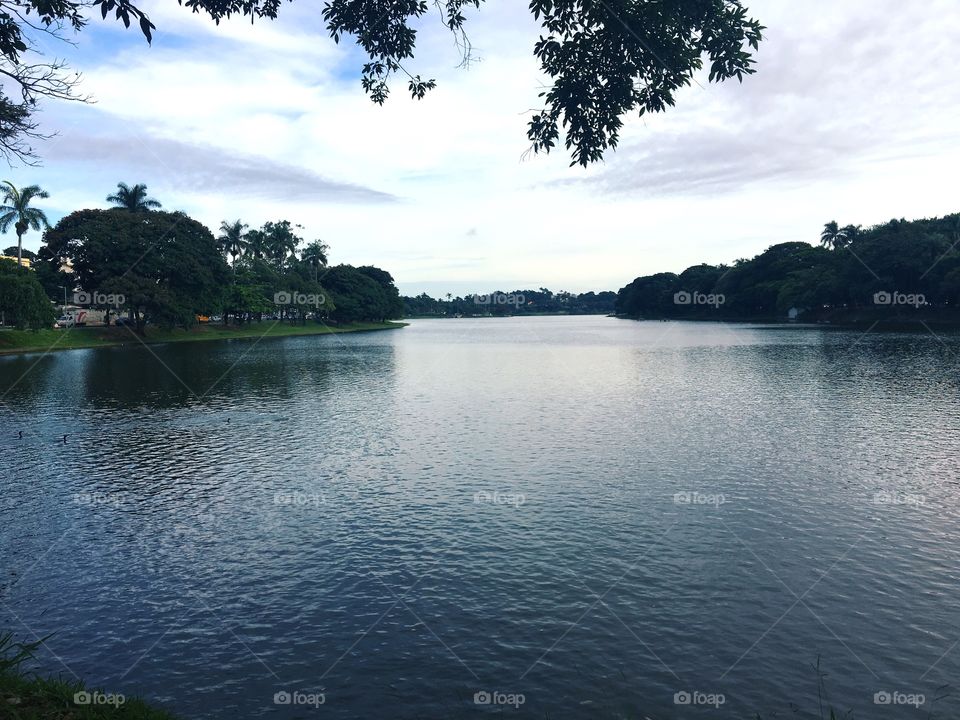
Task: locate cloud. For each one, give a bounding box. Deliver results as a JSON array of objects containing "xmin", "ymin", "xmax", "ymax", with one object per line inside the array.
[
  {"xmin": 47, "ymin": 132, "xmax": 399, "ymax": 204},
  {"xmin": 549, "ymin": 127, "xmax": 866, "ymax": 197},
  {"xmin": 552, "ymin": 0, "xmax": 960, "ymax": 198}
]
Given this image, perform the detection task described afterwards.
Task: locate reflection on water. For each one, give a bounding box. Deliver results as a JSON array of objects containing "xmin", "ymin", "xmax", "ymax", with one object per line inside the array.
[{"xmin": 1, "ymin": 318, "xmax": 960, "ymax": 718}]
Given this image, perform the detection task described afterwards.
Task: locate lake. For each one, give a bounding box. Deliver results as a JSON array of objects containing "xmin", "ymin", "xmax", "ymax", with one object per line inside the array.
[{"xmin": 1, "ymin": 316, "xmax": 959, "ymax": 718}]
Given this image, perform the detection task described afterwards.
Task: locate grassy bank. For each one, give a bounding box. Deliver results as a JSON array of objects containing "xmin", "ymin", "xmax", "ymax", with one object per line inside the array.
[
  {"xmin": 0, "ymin": 320, "xmax": 407, "ymax": 356},
  {"xmin": 0, "ymin": 633, "xmax": 177, "ymax": 719}
]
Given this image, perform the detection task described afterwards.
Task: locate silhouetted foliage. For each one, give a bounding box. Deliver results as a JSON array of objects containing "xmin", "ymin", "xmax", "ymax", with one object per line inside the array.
[
  {"xmin": 324, "ymin": 265, "xmax": 402, "ymax": 323},
  {"xmin": 106, "ymin": 182, "xmax": 161, "ymax": 212},
  {"xmin": 1, "ymin": 0, "xmax": 763, "ymax": 165},
  {"xmin": 616, "ymin": 212, "xmax": 960, "ymax": 321}
]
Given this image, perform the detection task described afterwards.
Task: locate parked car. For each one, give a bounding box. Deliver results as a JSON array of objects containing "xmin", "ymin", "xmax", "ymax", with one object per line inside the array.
[
  {"xmin": 115, "ymin": 316, "xmax": 135, "ymax": 327},
  {"xmin": 55, "ymin": 315, "xmax": 77, "ymax": 328}
]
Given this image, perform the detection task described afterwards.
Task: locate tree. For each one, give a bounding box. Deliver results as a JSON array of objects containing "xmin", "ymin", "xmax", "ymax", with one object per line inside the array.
[
  {"xmin": 841, "ymin": 224, "xmax": 862, "ymax": 244},
  {"xmin": 262, "ymin": 220, "xmax": 302, "ymax": 270},
  {"xmin": 3, "ymin": 245, "xmax": 35, "ymax": 261},
  {"xmin": 32, "ymin": 246, "xmax": 73, "ymax": 303},
  {"xmin": 0, "ymin": 181, "xmax": 49, "ymax": 265},
  {"xmin": 1, "ymin": 0, "xmax": 763, "ymax": 166},
  {"xmin": 106, "ymin": 182, "xmax": 161, "ymax": 212},
  {"xmin": 614, "ymin": 272, "xmax": 679, "ymax": 317},
  {"xmin": 301, "ymin": 240, "xmax": 329, "ymax": 283},
  {"xmin": 677, "ymin": 264, "xmax": 726, "ymax": 296},
  {"xmin": 323, "ymin": 264, "xmax": 401, "ymax": 323},
  {"xmin": 614, "ymin": 213, "xmax": 960, "ymax": 321},
  {"xmin": 0, "ymin": 257, "xmax": 55, "ymax": 329},
  {"xmin": 44, "ymin": 208, "xmax": 229, "ymax": 333},
  {"xmin": 820, "ymin": 221, "xmax": 849, "ymax": 251},
  {"xmin": 223, "ymin": 261, "xmax": 278, "ymax": 325},
  {"xmin": 0, "ymin": 2, "xmax": 91, "ymax": 164},
  {"xmin": 245, "ymin": 229, "xmax": 268, "ymax": 260},
  {"xmin": 320, "ymin": 0, "xmax": 764, "ymax": 165},
  {"xmin": 218, "ymin": 219, "xmax": 248, "ymax": 273},
  {"xmin": 356, "ymin": 265, "xmax": 403, "ymax": 320}
]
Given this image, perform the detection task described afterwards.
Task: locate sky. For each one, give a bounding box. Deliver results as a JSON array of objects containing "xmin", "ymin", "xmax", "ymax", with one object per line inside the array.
[{"xmin": 6, "ymin": 0, "xmax": 960, "ymax": 297}]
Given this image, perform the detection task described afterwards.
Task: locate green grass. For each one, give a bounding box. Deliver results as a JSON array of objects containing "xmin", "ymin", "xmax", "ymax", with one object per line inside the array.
[
  {"xmin": 0, "ymin": 320, "xmax": 407, "ymax": 356},
  {"xmin": 0, "ymin": 633, "xmax": 177, "ymax": 719}
]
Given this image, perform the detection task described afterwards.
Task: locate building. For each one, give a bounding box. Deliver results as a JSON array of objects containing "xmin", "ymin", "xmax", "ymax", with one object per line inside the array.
[{"xmin": 0, "ymin": 255, "xmax": 32, "ymax": 269}]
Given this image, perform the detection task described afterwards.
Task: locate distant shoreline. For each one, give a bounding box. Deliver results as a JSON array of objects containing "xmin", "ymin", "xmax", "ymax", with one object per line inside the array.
[
  {"xmin": 0, "ymin": 321, "xmax": 407, "ymax": 357},
  {"xmin": 402, "ymin": 312, "xmax": 612, "ymax": 319},
  {"xmin": 614, "ymin": 313, "xmax": 960, "ymax": 331}
]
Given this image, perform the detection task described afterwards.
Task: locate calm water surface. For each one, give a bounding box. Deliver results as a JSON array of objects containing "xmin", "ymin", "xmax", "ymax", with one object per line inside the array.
[{"xmin": 2, "ymin": 317, "xmax": 959, "ymax": 718}]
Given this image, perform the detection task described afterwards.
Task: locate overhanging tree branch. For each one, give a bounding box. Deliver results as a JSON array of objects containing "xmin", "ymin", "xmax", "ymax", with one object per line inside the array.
[{"xmin": 0, "ymin": 0, "xmax": 763, "ymax": 166}]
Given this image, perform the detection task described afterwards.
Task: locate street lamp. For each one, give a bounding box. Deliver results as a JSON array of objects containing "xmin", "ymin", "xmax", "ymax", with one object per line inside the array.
[{"xmin": 57, "ymin": 285, "xmax": 67, "ymax": 310}]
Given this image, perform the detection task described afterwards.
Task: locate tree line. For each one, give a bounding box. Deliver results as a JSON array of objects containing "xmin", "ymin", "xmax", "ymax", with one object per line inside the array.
[
  {"xmin": 0, "ymin": 181, "xmax": 403, "ymax": 331},
  {"xmin": 403, "ymin": 289, "xmax": 616, "ymax": 317},
  {"xmin": 616, "ymin": 213, "xmax": 960, "ymax": 322}
]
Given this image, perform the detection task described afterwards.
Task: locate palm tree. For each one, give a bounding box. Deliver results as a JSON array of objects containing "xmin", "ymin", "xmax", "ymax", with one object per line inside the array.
[
  {"xmin": 301, "ymin": 240, "xmax": 328, "ymax": 283},
  {"xmin": 841, "ymin": 224, "xmax": 862, "ymax": 244},
  {"xmin": 245, "ymin": 229, "xmax": 268, "ymax": 260},
  {"xmin": 264, "ymin": 221, "xmax": 299, "ymax": 270},
  {"xmin": 0, "ymin": 181, "xmax": 50, "ymax": 266},
  {"xmin": 106, "ymin": 182, "xmax": 162, "ymax": 212},
  {"xmin": 217, "ymin": 219, "xmax": 248, "ymax": 273},
  {"xmin": 820, "ymin": 221, "xmax": 849, "ymax": 250}
]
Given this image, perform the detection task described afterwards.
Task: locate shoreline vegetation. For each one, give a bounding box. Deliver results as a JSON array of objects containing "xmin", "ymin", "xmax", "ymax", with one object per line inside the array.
[
  {"xmin": 0, "ymin": 632, "xmax": 177, "ymax": 719},
  {"xmin": 615, "ymin": 212, "xmax": 960, "ymax": 326},
  {"xmin": 1, "ymin": 182, "xmax": 408, "ymax": 338},
  {"xmin": 0, "ymin": 321, "xmax": 406, "ymax": 356},
  {"xmin": 401, "ymin": 288, "xmax": 616, "ymax": 317}
]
